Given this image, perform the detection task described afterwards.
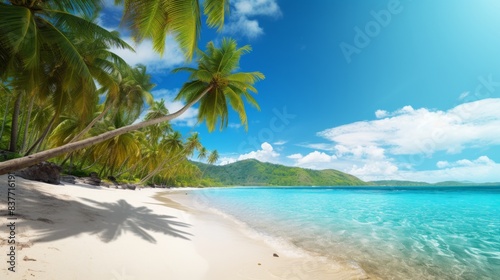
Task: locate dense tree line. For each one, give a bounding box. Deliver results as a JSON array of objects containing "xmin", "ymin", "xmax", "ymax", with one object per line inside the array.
[{"xmin": 0, "ymin": 0, "xmax": 262, "ymax": 185}]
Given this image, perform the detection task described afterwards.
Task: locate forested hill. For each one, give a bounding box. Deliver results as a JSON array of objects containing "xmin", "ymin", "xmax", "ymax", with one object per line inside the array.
[{"xmin": 192, "ymin": 159, "xmax": 366, "ymax": 186}]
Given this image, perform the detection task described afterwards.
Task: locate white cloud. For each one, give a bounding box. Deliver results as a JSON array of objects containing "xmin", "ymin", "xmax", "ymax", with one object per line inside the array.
[
  {"xmin": 318, "ymin": 98, "xmax": 500, "ymax": 156},
  {"xmin": 287, "ymin": 153, "xmax": 303, "ymax": 159},
  {"xmin": 219, "ymin": 142, "xmax": 280, "ymax": 165},
  {"xmin": 375, "ymin": 109, "xmax": 389, "ymax": 118},
  {"xmin": 98, "ymin": 4, "xmax": 184, "ymax": 71},
  {"xmin": 287, "ymin": 151, "xmax": 337, "ymax": 169},
  {"xmin": 219, "ymin": 157, "xmax": 237, "ymax": 165},
  {"xmin": 349, "ymin": 161, "xmax": 399, "ymax": 179},
  {"xmin": 396, "ymin": 157, "xmax": 500, "ymax": 183},
  {"xmin": 225, "ymin": 17, "xmax": 263, "ymax": 38},
  {"xmin": 436, "ymin": 161, "xmax": 450, "ymax": 168},
  {"xmin": 151, "ymin": 89, "xmax": 198, "ymax": 127},
  {"xmin": 437, "ymin": 156, "xmax": 494, "ymax": 169},
  {"xmin": 238, "ymin": 142, "xmax": 279, "ymax": 162},
  {"xmin": 298, "ymin": 151, "xmax": 334, "ymax": 165},
  {"xmin": 335, "ymin": 145, "xmax": 386, "ymax": 160},
  {"xmin": 329, "ymin": 156, "xmax": 499, "ymax": 183},
  {"xmin": 228, "ymin": 123, "xmax": 242, "ymax": 129},
  {"xmin": 233, "ymin": 0, "xmax": 281, "ymax": 16},
  {"xmin": 298, "ymin": 99, "xmax": 500, "ymax": 182},
  {"xmin": 225, "ymin": 0, "xmax": 281, "ymax": 39},
  {"xmin": 274, "ymin": 140, "xmax": 287, "ymax": 146},
  {"xmin": 111, "ymin": 37, "xmax": 185, "ymax": 72},
  {"xmin": 298, "ymin": 143, "xmax": 336, "ymax": 151}
]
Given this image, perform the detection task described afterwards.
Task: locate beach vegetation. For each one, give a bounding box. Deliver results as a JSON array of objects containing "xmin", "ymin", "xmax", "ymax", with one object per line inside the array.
[{"xmin": 0, "ymin": 0, "xmax": 262, "ymax": 186}]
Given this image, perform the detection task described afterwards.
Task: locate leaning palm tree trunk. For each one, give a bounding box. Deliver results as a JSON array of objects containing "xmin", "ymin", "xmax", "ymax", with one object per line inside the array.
[
  {"xmin": 59, "ymin": 104, "xmax": 112, "ymax": 166},
  {"xmin": 0, "ymin": 86, "xmax": 212, "ymax": 175},
  {"xmin": 9, "ymin": 92, "xmax": 22, "ymax": 152},
  {"xmin": 20, "ymin": 96, "xmax": 35, "ymax": 153},
  {"xmin": 140, "ymin": 151, "xmax": 186, "ymax": 184},
  {"xmin": 25, "ymin": 114, "xmax": 58, "ymax": 155},
  {"xmin": 0, "ymin": 94, "xmax": 11, "ymax": 142},
  {"xmin": 70, "ymin": 104, "xmax": 112, "ymax": 143}
]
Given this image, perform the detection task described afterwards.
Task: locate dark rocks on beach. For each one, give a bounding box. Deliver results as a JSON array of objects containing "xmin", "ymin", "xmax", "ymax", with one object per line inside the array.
[
  {"xmin": 107, "ymin": 176, "xmax": 119, "ymax": 185},
  {"xmin": 81, "ymin": 172, "xmax": 101, "ymax": 186},
  {"xmin": 126, "ymin": 184, "xmax": 137, "ymax": 190},
  {"xmin": 60, "ymin": 175, "xmax": 76, "ymax": 184},
  {"xmin": 273, "ymin": 253, "xmax": 279, "ymax": 257},
  {"xmin": 15, "ymin": 161, "xmax": 62, "ymax": 184}
]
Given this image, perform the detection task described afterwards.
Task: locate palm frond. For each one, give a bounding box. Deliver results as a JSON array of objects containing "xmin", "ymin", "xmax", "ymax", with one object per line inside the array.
[
  {"xmin": 204, "ymin": 0, "xmax": 230, "ymax": 31},
  {"xmin": 50, "ymin": 10, "xmax": 134, "ymax": 51},
  {"xmin": 46, "ymin": 0, "xmax": 102, "ymax": 18},
  {"xmin": 167, "ymin": 0, "xmax": 201, "ymax": 59}
]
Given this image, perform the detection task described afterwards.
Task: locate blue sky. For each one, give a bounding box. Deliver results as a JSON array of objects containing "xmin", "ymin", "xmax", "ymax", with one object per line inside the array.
[{"xmin": 102, "ymin": 0, "xmax": 500, "ymax": 183}]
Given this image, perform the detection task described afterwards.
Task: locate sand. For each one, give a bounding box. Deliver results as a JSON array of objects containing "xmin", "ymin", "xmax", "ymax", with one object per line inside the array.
[{"xmin": 0, "ymin": 175, "xmax": 366, "ymax": 280}]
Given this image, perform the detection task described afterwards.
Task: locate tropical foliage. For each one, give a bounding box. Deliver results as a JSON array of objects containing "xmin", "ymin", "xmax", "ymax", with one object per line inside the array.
[{"xmin": 0, "ymin": 0, "xmax": 264, "ymax": 185}]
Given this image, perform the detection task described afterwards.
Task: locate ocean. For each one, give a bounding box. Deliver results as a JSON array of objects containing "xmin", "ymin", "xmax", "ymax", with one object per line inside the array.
[{"xmin": 187, "ymin": 186, "xmax": 500, "ymax": 280}]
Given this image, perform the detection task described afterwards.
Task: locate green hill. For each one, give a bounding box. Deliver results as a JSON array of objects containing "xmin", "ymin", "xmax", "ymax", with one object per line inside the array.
[{"xmin": 192, "ymin": 159, "xmax": 366, "ymax": 186}]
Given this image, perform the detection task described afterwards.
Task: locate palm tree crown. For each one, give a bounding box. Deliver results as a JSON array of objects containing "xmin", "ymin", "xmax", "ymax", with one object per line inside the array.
[{"xmin": 174, "ymin": 38, "xmax": 264, "ymax": 131}]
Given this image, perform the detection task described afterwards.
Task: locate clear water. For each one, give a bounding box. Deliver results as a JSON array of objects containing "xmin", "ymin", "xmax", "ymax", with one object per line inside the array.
[{"xmin": 189, "ymin": 186, "xmax": 500, "ymax": 280}]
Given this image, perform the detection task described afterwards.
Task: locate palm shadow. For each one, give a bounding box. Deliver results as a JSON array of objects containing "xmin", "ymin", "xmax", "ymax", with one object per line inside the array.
[{"xmin": 1, "ymin": 183, "xmax": 191, "ymax": 244}]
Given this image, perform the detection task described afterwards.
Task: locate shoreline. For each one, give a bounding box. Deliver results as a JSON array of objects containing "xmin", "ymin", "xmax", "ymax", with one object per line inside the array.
[
  {"xmin": 158, "ymin": 190, "xmax": 369, "ymax": 280},
  {"xmin": 0, "ymin": 175, "xmax": 365, "ymax": 279}
]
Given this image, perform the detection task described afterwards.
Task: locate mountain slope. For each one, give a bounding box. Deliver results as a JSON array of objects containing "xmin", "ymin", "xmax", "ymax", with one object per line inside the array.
[{"xmin": 193, "ymin": 159, "xmax": 366, "ymax": 186}]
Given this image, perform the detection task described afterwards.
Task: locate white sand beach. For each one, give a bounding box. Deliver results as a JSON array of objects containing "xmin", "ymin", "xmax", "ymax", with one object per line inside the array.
[{"xmin": 0, "ymin": 175, "xmax": 364, "ymax": 280}]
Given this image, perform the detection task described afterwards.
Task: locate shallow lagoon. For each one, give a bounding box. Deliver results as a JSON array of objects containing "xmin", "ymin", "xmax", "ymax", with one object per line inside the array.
[{"xmin": 192, "ymin": 186, "xmax": 500, "ymax": 279}]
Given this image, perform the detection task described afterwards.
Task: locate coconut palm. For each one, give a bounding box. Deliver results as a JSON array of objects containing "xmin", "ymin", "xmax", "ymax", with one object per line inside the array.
[
  {"xmin": 140, "ymin": 131, "xmax": 185, "ymax": 183},
  {"xmin": 117, "ymin": 0, "xmax": 229, "ymax": 59},
  {"xmin": 70, "ymin": 64, "xmax": 154, "ymax": 143},
  {"xmin": 173, "ymin": 38, "xmax": 264, "ymax": 131},
  {"xmin": 0, "ymin": 1, "xmax": 132, "ymax": 153},
  {"xmin": 90, "ymin": 109, "xmax": 142, "ymax": 177},
  {"xmin": 200, "ymin": 149, "xmax": 219, "ymax": 179},
  {"xmin": 141, "ymin": 99, "xmax": 171, "ymax": 142},
  {"xmin": 0, "ymin": 38, "xmax": 264, "ymax": 174},
  {"xmin": 207, "ymin": 150, "xmax": 219, "ymax": 165},
  {"xmin": 198, "ymin": 147, "xmax": 208, "ymax": 161},
  {"xmin": 116, "ymin": 100, "xmax": 172, "ymax": 178},
  {"xmin": 0, "ymin": 83, "xmax": 12, "ymax": 144}
]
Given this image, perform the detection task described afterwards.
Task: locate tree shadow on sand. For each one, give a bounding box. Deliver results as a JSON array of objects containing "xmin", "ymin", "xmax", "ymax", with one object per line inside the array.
[{"xmin": 2, "ymin": 185, "xmax": 191, "ymax": 244}]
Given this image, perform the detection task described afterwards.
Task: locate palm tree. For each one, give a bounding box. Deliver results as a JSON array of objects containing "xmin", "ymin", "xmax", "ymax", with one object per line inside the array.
[
  {"xmin": 90, "ymin": 110, "xmax": 142, "ymax": 177},
  {"xmin": 116, "ymin": 100, "xmax": 172, "ymax": 178},
  {"xmin": 198, "ymin": 147, "xmax": 208, "ymax": 161},
  {"xmin": 200, "ymin": 149, "xmax": 219, "ymax": 179},
  {"xmin": 70, "ymin": 64, "xmax": 154, "ymax": 143},
  {"xmin": 140, "ymin": 131, "xmax": 185, "ymax": 184},
  {"xmin": 141, "ymin": 99, "xmax": 171, "ymax": 142},
  {"xmin": 117, "ymin": 0, "xmax": 229, "ymax": 59},
  {"xmin": 0, "ymin": 83, "xmax": 12, "ymax": 145},
  {"xmin": 0, "ymin": 1, "xmax": 132, "ymax": 153},
  {"xmin": 173, "ymin": 38, "xmax": 263, "ymax": 131},
  {"xmin": 207, "ymin": 150, "xmax": 219, "ymax": 165},
  {"xmin": 0, "ymin": 38, "xmax": 264, "ymax": 174}
]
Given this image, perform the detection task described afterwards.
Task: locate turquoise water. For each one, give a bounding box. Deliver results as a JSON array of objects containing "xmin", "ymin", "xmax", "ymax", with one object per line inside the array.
[{"xmin": 190, "ymin": 187, "xmax": 500, "ymax": 279}]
